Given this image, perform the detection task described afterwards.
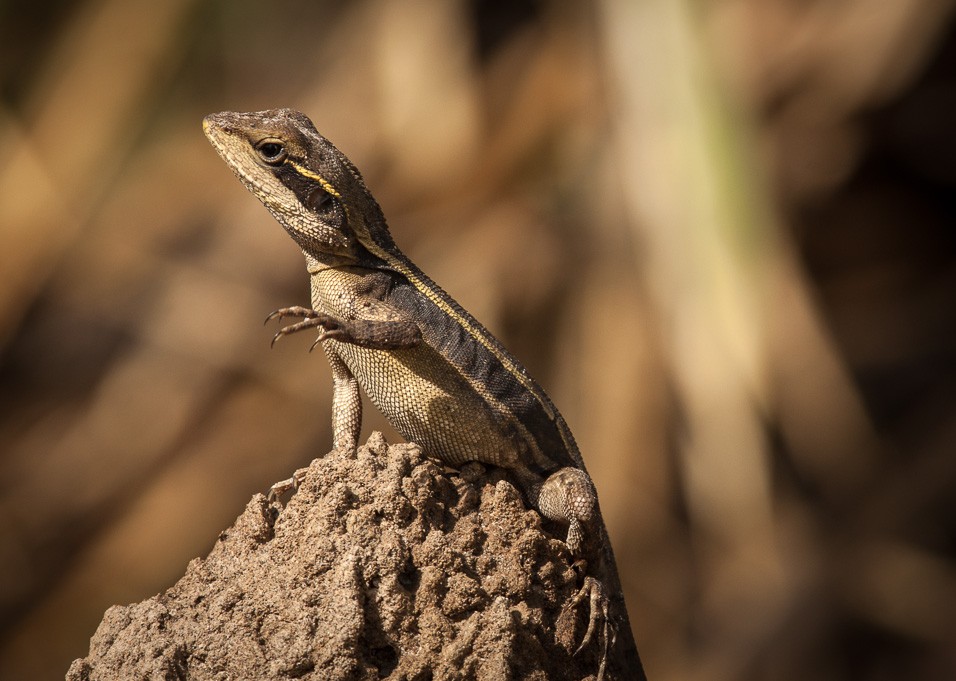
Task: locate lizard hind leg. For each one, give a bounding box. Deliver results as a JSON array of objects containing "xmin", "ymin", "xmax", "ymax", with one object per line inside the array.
[
  {"xmin": 537, "ymin": 467, "xmax": 613, "ymax": 678},
  {"xmin": 536, "ymin": 467, "xmax": 597, "ymax": 555}
]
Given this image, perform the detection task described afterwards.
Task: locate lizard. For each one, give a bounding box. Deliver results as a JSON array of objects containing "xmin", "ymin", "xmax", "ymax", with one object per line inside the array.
[{"xmin": 203, "ymin": 108, "xmax": 646, "ymax": 680}]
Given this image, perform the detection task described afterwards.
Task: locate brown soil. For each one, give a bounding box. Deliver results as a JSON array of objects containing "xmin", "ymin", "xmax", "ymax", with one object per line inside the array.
[{"xmin": 67, "ymin": 433, "xmax": 623, "ymax": 680}]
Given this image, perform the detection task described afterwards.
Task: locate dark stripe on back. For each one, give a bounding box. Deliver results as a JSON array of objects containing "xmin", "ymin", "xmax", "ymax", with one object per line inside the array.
[{"xmin": 385, "ymin": 264, "xmax": 579, "ymax": 472}]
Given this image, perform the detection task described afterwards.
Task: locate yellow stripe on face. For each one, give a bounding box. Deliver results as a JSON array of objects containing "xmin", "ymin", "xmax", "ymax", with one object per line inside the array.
[{"xmin": 288, "ymin": 161, "xmax": 343, "ymax": 199}]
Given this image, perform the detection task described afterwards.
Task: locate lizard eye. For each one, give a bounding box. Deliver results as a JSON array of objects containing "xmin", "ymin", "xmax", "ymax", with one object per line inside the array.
[{"xmin": 255, "ymin": 140, "xmax": 287, "ymax": 165}]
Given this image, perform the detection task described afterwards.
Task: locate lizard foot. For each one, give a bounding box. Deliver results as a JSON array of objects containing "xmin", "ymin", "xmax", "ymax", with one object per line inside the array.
[
  {"xmin": 266, "ymin": 465, "xmax": 309, "ymax": 502},
  {"xmin": 265, "ymin": 307, "xmax": 342, "ymax": 348},
  {"xmin": 566, "ymin": 574, "xmax": 613, "ymax": 681}
]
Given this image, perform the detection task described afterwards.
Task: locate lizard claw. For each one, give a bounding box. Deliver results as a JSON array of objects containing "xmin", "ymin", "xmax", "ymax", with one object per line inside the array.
[
  {"xmin": 565, "ymin": 575, "xmax": 612, "ymax": 680},
  {"xmin": 266, "ymin": 306, "xmax": 345, "ymax": 350},
  {"xmin": 568, "ymin": 576, "xmax": 605, "ymax": 654},
  {"xmin": 269, "ymin": 316, "xmax": 338, "ymax": 348},
  {"xmin": 309, "ymin": 326, "xmax": 345, "ymax": 352},
  {"xmin": 267, "ymin": 465, "xmax": 309, "ymax": 502},
  {"xmin": 264, "ymin": 306, "xmax": 321, "ymax": 325}
]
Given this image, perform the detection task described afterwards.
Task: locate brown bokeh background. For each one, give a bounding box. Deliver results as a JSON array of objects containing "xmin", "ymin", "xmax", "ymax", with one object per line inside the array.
[{"xmin": 1, "ymin": 1, "xmax": 955, "ymax": 679}]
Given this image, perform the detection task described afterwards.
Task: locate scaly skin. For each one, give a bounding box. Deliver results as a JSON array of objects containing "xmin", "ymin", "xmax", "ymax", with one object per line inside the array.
[{"xmin": 203, "ymin": 109, "xmax": 645, "ymax": 680}]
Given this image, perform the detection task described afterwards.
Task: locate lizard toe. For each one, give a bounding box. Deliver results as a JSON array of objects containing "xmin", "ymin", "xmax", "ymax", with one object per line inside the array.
[
  {"xmin": 567, "ymin": 576, "xmax": 611, "ymax": 680},
  {"xmin": 264, "ymin": 305, "xmax": 321, "ymax": 325},
  {"xmin": 266, "ymin": 465, "xmax": 310, "ymax": 502}
]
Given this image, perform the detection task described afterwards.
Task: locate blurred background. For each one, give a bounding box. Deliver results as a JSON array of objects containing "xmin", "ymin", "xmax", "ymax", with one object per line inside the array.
[{"xmin": 1, "ymin": 0, "xmax": 954, "ymax": 679}]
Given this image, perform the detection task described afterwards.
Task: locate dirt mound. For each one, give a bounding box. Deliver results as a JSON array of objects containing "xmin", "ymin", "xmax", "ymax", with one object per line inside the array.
[{"xmin": 67, "ymin": 433, "xmax": 620, "ymax": 680}]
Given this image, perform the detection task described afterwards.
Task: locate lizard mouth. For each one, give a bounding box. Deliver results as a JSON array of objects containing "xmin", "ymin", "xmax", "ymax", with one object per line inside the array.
[
  {"xmin": 202, "ymin": 116, "xmax": 228, "ymax": 157},
  {"xmin": 202, "ymin": 113, "xmax": 232, "ymax": 151},
  {"xmin": 202, "ymin": 114, "xmax": 253, "ymax": 185}
]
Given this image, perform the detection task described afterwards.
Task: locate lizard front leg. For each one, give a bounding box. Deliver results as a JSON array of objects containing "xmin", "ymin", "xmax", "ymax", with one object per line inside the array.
[
  {"xmin": 266, "ymin": 292, "xmax": 421, "ymax": 500},
  {"xmin": 264, "ymin": 306, "xmax": 334, "ymax": 348},
  {"xmin": 325, "ymin": 346, "xmax": 361, "ymax": 452},
  {"xmin": 265, "ymin": 309, "xmax": 415, "ymax": 351},
  {"xmin": 266, "ymin": 301, "xmax": 422, "ymax": 352},
  {"xmin": 267, "ymin": 344, "xmax": 361, "ymax": 501}
]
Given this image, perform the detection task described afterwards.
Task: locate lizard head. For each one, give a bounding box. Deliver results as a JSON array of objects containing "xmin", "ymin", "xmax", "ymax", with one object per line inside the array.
[{"xmin": 203, "ymin": 109, "xmax": 392, "ymax": 261}]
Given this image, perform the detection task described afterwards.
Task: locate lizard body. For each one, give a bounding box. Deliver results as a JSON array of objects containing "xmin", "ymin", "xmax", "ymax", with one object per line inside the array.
[{"xmin": 203, "ymin": 109, "xmax": 645, "ymax": 680}]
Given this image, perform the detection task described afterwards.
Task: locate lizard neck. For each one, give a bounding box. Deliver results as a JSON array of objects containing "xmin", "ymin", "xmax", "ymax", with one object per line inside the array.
[{"xmin": 304, "ymin": 251, "xmax": 355, "ymax": 275}]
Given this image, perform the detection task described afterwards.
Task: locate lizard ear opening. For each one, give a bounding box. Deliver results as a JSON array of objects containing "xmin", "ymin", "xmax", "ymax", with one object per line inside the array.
[
  {"xmin": 255, "ymin": 139, "xmax": 288, "ymax": 165},
  {"xmin": 306, "ymin": 187, "xmax": 335, "ymax": 213}
]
